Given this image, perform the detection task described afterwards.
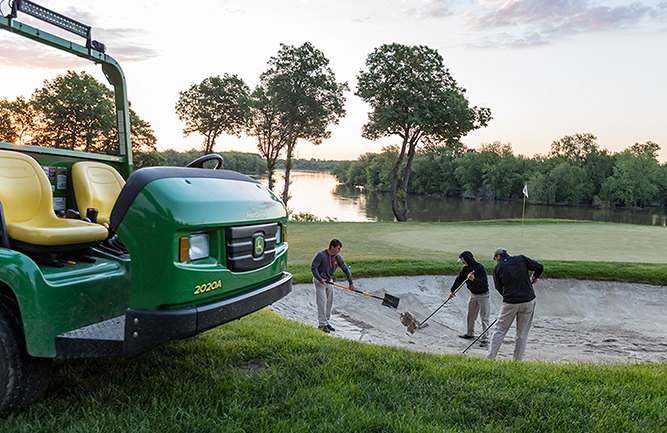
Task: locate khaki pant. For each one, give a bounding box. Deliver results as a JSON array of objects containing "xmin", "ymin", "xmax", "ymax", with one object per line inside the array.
[
  {"xmin": 314, "ymin": 278, "xmax": 333, "ymax": 327},
  {"xmin": 466, "ymin": 292, "xmax": 490, "ymax": 342},
  {"xmin": 487, "ymin": 299, "xmax": 536, "ymax": 361}
]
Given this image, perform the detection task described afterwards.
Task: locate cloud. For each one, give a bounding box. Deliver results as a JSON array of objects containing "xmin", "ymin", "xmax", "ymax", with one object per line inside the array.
[
  {"xmin": 402, "ymin": 0, "xmax": 455, "ymax": 18},
  {"xmin": 467, "ymin": 0, "xmax": 665, "ymax": 48},
  {"xmin": 0, "ymin": 38, "xmax": 91, "ymax": 70},
  {"xmin": 93, "ymin": 28, "xmax": 159, "ymax": 62}
]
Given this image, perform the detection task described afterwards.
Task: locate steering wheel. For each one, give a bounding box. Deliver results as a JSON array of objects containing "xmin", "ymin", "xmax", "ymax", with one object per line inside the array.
[{"xmin": 186, "ymin": 154, "xmax": 224, "ymax": 169}]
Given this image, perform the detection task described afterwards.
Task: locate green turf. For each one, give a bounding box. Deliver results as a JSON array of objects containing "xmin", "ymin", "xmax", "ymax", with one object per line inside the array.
[{"xmin": 286, "ymin": 219, "xmax": 667, "ymax": 264}]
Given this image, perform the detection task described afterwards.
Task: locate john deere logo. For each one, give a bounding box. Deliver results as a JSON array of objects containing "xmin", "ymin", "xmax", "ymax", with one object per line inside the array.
[{"xmin": 253, "ymin": 234, "xmax": 265, "ymax": 258}]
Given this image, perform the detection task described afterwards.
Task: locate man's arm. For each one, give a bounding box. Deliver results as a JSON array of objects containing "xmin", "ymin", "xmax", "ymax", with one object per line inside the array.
[
  {"xmin": 311, "ymin": 251, "xmax": 324, "ymax": 282},
  {"xmin": 337, "ymin": 255, "xmax": 353, "ymax": 286},
  {"xmin": 523, "ymin": 256, "xmax": 544, "ymax": 279},
  {"xmin": 492, "ymin": 265, "xmax": 503, "ymax": 295}
]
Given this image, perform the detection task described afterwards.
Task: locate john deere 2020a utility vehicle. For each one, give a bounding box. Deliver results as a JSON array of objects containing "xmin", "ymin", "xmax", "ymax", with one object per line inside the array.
[{"xmin": 0, "ymin": 1, "xmax": 291, "ymax": 414}]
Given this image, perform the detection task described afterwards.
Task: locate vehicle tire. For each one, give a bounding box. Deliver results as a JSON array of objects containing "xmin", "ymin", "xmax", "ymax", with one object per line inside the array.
[{"xmin": 0, "ymin": 293, "xmax": 53, "ymax": 416}]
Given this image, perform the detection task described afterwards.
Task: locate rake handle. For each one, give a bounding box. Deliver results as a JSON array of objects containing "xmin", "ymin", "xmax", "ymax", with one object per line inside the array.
[
  {"xmin": 328, "ymin": 281, "xmax": 384, "ymax": 301},
  {"xmin": 462, "ymin": 318, "xmax": 497, "ymax": 354},
  {"xmin": 418, "ymin": 277, "xmax": 469, "ymax": 327}
]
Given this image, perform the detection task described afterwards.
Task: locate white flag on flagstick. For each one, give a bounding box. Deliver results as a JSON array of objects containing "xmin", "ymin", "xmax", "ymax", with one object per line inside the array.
[{"xmin": 522, "ymin": 183, "xmax": 528, "ymax": 198}]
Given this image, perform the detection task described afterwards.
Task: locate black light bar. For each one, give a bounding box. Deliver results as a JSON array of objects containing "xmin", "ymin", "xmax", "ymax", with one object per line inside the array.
[{"xmin": 11, "ymin": 0, "xmax": 91, "ymax": 42}]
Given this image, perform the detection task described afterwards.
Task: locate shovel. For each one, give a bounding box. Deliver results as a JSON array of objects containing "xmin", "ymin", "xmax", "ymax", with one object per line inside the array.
[
  {"xmin": 400, "ymin": 273, "xmax": 472, "ymax": 334},
  {"xmin": 328, "ymin": 281, "xmax": 400, "ymax": 309}
]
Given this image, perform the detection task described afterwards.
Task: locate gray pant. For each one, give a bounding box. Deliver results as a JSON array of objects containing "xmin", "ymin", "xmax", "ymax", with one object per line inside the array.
[
  {"xmin": 466, "ymin": 292, "xmax": 490, "ymax": 341},
  {"xmin": 487, "ymin": 299, "xmax": 536, "ymax": 361},
  {"xmin": 314, "ymin": 278, "xmax": 333, "ymax": 327}
]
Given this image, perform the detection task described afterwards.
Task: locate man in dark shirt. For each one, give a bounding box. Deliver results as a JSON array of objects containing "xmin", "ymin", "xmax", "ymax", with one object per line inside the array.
[
  {"xmin": 487, "ymin": 247, "xmax": 543, "ymax": 361},
  {"xmin": 311, "ymin": 238, "xmax": 354, "ymax": 333}
]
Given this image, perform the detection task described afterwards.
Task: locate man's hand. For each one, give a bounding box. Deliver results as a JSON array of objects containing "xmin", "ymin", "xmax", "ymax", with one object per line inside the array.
[
  {"xmin": 448, "ymin": 292, "xmax": 456, "ymax": 299},
  {"xmin": 531, "ymin": 275, "xmax": 539, "ymax": 284},
  {"xmin": 467, "ymin": 271, "xmax": 475, "ymax": 281},
  {"xmin": 349, "ymin": 283, "xmax": 356, "ymax": 290}
]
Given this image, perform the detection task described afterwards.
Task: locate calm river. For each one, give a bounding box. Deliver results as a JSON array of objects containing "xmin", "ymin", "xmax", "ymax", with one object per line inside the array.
[{"xmin": 261, "ymin": 170, "xmax": 667, "ymax": 226}]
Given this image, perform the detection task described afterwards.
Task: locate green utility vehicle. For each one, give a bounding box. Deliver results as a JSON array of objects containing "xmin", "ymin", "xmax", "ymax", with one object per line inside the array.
[{"xmin": 0, "ymin": 1, "xmax": 291, "ymax": 414}]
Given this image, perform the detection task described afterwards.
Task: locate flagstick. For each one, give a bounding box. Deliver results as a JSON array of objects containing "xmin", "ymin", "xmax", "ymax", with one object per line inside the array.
[{"xmin": 521, "ymin": 194, "xmax": 526, "ymax": 237}]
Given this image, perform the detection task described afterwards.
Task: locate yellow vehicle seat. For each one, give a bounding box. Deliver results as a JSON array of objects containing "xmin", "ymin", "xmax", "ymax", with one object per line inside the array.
[
  {"xmin": 0, "ymin": 150, "xmax": 108, "ymax": 248},
  {"xmin": 72, "ymin": 161, "xmax": 126, "ymax": 225}
]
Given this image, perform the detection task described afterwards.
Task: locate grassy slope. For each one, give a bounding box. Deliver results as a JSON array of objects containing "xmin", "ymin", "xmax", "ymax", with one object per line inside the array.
[
  {"xmin": 6, "ymin": 311, "xmax": 666, "ymax": 432},
  {"xmin": 3, "ymin": 220, "xmax": 666, "ymax": 432}
]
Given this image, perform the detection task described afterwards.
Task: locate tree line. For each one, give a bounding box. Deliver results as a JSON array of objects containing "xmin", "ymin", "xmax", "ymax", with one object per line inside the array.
[
  {"xmin": 332, "ymin": 133, "xmax": 667, "ymax": 210},
  {"xmin": 0, "ymin": 71, "xmax": 157, "ymax": 155}
]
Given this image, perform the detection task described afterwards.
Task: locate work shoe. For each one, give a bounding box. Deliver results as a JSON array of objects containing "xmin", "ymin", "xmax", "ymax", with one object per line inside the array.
[
  {"xmin": 458, "ymin": 334, "xmax": 475, "ymax": 339},
  {"xmin": 479, "ymin": 341, "xmax": 489, "ymax": 348},
  {"xmin": 318, "ymin": 326, "xmax": 330, "ymax": 334},
  {"xmin": 325, "ymin": 324, "xmax": 336, "ymax": 332}
]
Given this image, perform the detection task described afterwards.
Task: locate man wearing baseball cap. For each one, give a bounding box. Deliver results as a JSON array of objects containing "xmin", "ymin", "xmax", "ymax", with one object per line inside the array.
[{"xmin": 487, "ymin": 247, "xmax": 543, "ymax": 361}]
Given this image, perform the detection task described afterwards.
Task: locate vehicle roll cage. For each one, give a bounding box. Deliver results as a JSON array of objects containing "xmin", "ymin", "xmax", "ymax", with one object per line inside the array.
[{"xmin": 1, "ymin": 0, "xmax": 133, "ymax": 177}]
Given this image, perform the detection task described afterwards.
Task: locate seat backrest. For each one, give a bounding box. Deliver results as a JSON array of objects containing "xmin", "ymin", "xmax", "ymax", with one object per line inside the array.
[
  {"xmin": 0, "ymin": 150, "xmax": 54, "ymax": 224},
  {"xmin": 72, "ymin": 161, "xmax": 126, "ymax": 225}
]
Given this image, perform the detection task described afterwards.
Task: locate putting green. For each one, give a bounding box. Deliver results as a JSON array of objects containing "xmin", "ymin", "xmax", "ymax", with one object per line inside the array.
[{"xmin": 288, "ymin": 221, "xmax": 667, "ymax": 264}]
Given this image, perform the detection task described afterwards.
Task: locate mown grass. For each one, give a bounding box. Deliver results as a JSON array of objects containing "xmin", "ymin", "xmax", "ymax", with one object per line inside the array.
[
  {"xmin": 287, "ymin": 220, "xmax": 667, "ymax": 284},
  {"xmin": 2, "ymin": 220, "xmax": 666, "ymax": 432},
  {"xmin": 4, "ymin": 311, "xmax": 666, "ymax": 432}
]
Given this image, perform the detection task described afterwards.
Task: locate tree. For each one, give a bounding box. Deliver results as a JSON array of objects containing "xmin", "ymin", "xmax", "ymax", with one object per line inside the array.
[
  {"xmin": 599, "ymin": 141, "xmax": 661, "ymax": 208},
  {"xmin": 10, "ymin": 71, "xmax": 155, "ymax": 155},
  {"xmin": 247, "ymin": 85, "xmax": 288, "ymax": 190},
  {"xmin": 260, "ymin": 42, "xmax": 348, "ymax": 204},
  {"xmin": 31, "ymin": 71, "xmax": 116, "ymax": 152},
  {"xmin": 0, "ymin": 96, "xmax": 36, "ymax": 144},
  {"xmin": 548, "ymin": 133, "xmax": 600, "ymax": 164},
  {"xmin": 356, "ymin": 43, "xmax": 492, "ymax": 221},
  {"xmin": 175, "ymin": 74, "xmax": 250, "ymax": 154}
]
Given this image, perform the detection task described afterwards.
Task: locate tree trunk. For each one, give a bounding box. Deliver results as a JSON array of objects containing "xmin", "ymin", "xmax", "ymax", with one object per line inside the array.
[
  {"xmin": 282, "ymin": 144, "xmax": 293, "ymax": 205},
  {"xmin": 281, "ymin": 124, "xmax": 295, "ymax": 205},
  {"xmin": 390, "ymin": 136, "xmax": 409, "ymax": 222},
  {"xmin": 266, "ymin": 159, "xmax": 277, "ymax": 191}
]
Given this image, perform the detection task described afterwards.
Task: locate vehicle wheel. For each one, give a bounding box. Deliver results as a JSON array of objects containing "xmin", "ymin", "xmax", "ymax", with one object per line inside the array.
[
  {"xmin": 0, "ymin": 294, "xmax": 53, "ymax": 415},
  {"xmin": 185, "ymin": 154, "xmax": 223, "ymax": 169}
]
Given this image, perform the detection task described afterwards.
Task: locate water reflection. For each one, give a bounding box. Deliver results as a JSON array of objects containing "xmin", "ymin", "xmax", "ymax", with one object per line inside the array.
[{"xmin": 261, "ymin": 170, "xmax": 667, "ymax": 226}]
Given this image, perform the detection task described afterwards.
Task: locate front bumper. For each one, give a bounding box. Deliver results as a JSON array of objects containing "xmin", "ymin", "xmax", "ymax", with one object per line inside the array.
[
  {"xmin": 123, "ymin": 272, "xmax": 292, "ymax": 358},
  {"xmin": 55, "ymin": 272, "xmax": 292, "ymax": 359}
]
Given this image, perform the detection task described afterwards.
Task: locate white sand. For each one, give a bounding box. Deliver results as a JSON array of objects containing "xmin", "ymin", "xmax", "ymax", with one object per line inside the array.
[{"xmin": 270, "ymin": 276, "xmax": 667, "ymax": 364}]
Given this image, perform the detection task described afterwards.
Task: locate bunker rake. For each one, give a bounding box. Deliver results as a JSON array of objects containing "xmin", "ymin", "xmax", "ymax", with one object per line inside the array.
[{"xmin": 400, "ymin": 275, "xmax": 470, "ymax": 334}]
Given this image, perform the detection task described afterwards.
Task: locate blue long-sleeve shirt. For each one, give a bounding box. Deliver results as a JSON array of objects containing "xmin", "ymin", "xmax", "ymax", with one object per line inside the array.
[{"xmin": 311, "ymin": 249, "xmax": 353, "ymax": 284}]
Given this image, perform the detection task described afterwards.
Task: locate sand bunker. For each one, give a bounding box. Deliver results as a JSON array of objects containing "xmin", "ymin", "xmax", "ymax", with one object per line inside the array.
[{"xmin": 270, "ymin": 276, "xmax": 667, "ymax": 364}]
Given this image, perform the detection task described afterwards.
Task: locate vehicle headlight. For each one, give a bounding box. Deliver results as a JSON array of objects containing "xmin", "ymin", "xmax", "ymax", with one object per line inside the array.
[{"xmin": 179, "ymin": 233, "xmax": 210, "ymax": 262}]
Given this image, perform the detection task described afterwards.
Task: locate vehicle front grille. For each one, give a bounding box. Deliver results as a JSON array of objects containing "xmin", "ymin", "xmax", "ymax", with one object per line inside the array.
[{"xmin": 225, "ymin": 222, "xmax": 277, "ymax": 272}]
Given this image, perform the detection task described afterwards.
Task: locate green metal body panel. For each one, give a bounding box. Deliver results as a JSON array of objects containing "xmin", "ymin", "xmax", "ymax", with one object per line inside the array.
[
  {"xmin": 117, "ymin": 176, "xmax": 288, "ymax": 310},
  {"xmin": 0, "ymin": 249, "xmax": 130, "ymax": 357}
]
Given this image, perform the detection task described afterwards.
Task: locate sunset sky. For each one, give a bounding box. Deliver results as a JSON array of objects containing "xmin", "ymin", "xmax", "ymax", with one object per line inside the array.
[{"xmin": 1, "ymin": 0, "xmax": 665, "ymax": 161}]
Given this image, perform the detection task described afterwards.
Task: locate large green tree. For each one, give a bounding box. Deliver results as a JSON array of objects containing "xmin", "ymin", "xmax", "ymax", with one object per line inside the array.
[
  {"xmin": 246, "ymin": 85, "xmax": 288, "ymax": 190},
  {"xmin": 31, "ymin": 71, "xmax": 115, "ymax": 152},
  {"xmin": 260, "ymin": 42, "xmax": 348, "ymax": 205},
  {"xmin": 356, "ymin": 43, "xmax": 492, "ymax": 221},
  {"xmin": 175, "ymin": 74, "xmax": 250, "ymax": 154}
]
